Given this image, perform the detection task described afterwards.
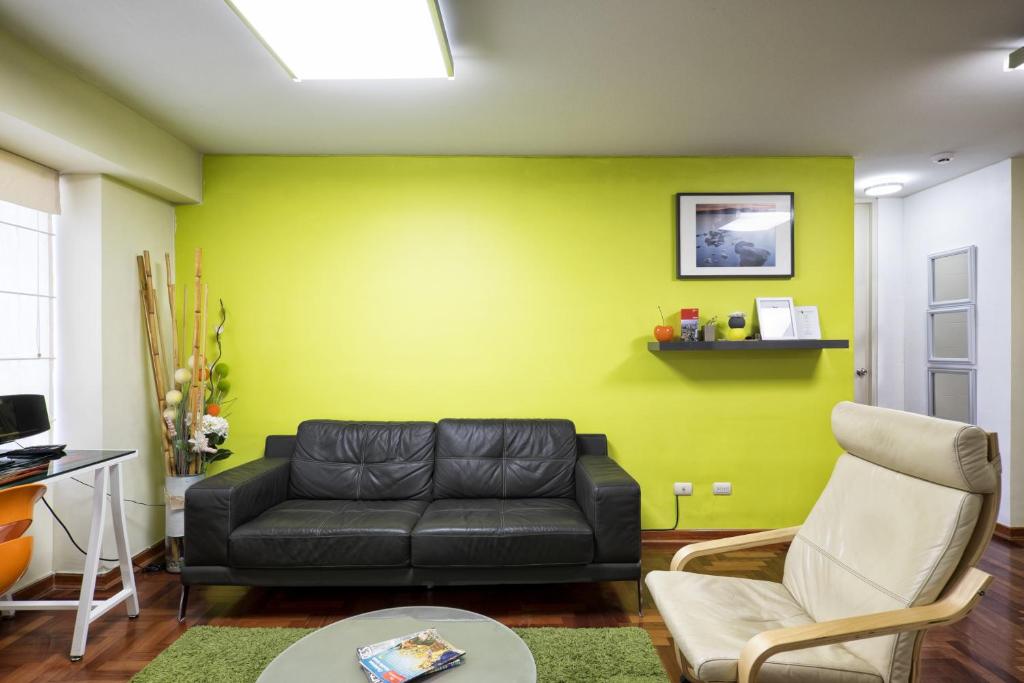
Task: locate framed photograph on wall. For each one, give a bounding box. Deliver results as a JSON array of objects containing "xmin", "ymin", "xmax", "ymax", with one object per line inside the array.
[{"xmin": 677, "ymin": 192, "xmax": 794, "ymax": 279}]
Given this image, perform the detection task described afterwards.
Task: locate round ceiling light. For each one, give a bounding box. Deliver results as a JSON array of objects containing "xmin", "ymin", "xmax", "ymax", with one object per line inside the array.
[{"xmin": 864, "ymin": 182, "xmax": 904, "ymax": 197}]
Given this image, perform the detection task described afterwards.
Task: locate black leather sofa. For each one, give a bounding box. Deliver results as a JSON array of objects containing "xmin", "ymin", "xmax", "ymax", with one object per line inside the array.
[{"xmin": 179, "ymin": 418, "xmax": 641, "ymax": 620}]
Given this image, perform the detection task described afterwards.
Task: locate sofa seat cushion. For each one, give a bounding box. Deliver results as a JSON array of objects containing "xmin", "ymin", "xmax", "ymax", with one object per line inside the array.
[
  {"xmin": 411, "ymin": 498, "xmax": 594, "ymax": 567},
  {"xmin": 230, "ymin": 499, "xmax": 428, "ymax": 569},
  {"xmin": 645, "ymin": 571, "xmax": 883, "ymax": 683}
]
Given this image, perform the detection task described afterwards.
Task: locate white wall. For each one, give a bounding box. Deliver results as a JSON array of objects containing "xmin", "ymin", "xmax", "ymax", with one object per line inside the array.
[
  {"xmin": 873, "ymin": 198, "xmax": 905, "ymax": 410},
  {"xmin": 900, "ymin": 161, "xmax": 1014, "ymax": 524},
  {"xmin": 49, "ymin": 175, "xmax": 173, "ymax": 574},
  {"xmin": 0, "ymin": 28, "xmax": 201, "ymax": 203}
]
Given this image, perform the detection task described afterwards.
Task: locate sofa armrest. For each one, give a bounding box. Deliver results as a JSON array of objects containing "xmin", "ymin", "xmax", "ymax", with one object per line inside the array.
[
  {"xmin": 184, "ymin": 457, "xmax": 290, "ymax": 567},
  {"xmin": 575, "ymin": 455, "xmax": 641, "ymax": 563}
]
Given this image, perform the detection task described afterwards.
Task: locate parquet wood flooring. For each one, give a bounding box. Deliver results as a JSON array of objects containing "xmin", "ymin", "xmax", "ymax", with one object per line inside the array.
[{"xmin": 1, "ymin": 538, "xmax": 1020, "ymax": 682}]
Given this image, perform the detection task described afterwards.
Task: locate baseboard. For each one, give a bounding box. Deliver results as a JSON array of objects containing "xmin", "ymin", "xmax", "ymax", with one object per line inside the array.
[
  {"xmin": 12, "ymin": 539, "xmax": 165, "ymax": 599},
  {"xmin": 994, "ymin": 523, "xmax": 1024, "ymax": 544},
  {"xmin": 642, "ymin": 529, "xmax": 766, "ymax": 545}
]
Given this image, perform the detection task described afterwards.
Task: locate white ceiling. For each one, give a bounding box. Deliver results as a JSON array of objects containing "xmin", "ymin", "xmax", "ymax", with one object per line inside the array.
[{"xmin": 1, "ymin": 0, "xmax": 1022, "ymax": 197}]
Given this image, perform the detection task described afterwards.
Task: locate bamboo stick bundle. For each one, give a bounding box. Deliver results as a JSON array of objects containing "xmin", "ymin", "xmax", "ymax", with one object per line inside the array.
[
  {"xmin": 165, "ymin": 252, "xmax": 179, "ymax": 370},
  {"xmin": 194, "ymin": 284, "xmax": 210, "ymax": 475},
  {"xmin": 142, "ymin": 252, "xmax": 169, "ymax": 383},
  {"xmin": 189, "ymin": 249, "xmax": 204, "ymax": 464},
  {"xmin": 136, "ymin": 256, "xmax": 175, "ymax": 475}
]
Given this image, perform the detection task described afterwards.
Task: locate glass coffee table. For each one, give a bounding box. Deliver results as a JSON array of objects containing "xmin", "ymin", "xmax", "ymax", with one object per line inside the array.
[{"xmin": 256, "ymin": 606, "xmax": 536, "ymax": 682}]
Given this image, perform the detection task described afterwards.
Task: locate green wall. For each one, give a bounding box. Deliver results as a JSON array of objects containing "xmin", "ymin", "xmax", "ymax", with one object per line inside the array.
[{"xmin": 175, "ymin": 155, "xmax": 854, "ymax": 529}]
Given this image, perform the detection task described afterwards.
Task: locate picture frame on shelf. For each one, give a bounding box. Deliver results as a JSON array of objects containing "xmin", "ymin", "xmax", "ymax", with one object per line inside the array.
[
  {"xmin": 795, "ymin": 305, "xmax": 821, "ymax": 340},
  {"xmin": 676, "ymin": 192, "xmax": 794, "ymax": 279},
  {"xmin": 755, "ymin": 297, "xmax": 798, "ymax": 340}
]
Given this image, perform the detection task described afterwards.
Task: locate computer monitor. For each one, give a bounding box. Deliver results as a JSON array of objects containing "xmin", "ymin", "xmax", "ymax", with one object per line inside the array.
[{"xmin": 0, "ymin": 394, "xmax": 51, "ymax": 445}]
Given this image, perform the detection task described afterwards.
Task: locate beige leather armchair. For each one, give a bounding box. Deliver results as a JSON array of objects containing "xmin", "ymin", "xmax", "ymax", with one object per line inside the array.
[{"xmin": 646, "ymin": 402, "xmax": 1001, "ymax": 683}]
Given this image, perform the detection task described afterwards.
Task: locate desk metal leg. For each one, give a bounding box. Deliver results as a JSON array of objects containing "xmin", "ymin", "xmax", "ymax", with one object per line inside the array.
[
  {"xmin": 109, "ymin": 463, "xmax": 139, "ymax": 618},
  {"xmin": 70, "ymin": 467, "xmax": 108, "ymax": 661},
  {"xmin": 0, "ymin": 592, "xmax": 12, "ymax": 618}
]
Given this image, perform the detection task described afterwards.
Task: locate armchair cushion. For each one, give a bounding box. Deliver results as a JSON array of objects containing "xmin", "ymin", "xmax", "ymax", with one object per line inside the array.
[
  {"xmin": 574, "ymin": 455, "xmax": 640, "ymax": 563},
  {"xmin": 230, "ymin": 499, "xmax": 428, "ymax": 568},
  {"xmin": 645, "ymin": 571, "xmax": 882, "ymax": 683},
  {"xmin": 783, "ymin": 454, "xmax": 981, "ymax": 682},
  {"xmin": 831, "ymin": 401, "xmax": 996, "ymax": 493},
  {"xmin": 185, "ymin": 457, "xmax": 290, "ymax": 567}
]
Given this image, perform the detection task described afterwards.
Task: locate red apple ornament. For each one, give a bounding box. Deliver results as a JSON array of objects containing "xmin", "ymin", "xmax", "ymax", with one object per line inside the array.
[{"xmin": 654, "ymin": 325, "xmax": 673, "ymax": 342}]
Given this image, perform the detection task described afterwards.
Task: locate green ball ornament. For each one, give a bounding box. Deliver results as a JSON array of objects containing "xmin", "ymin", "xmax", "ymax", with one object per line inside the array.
[
  {"xmin": 216, "ymin": 379, "xmax": 231, "ymax": 394},
  {"xmin": 213, "ymin": 363, "xmax": 230, "ymax": 379}
]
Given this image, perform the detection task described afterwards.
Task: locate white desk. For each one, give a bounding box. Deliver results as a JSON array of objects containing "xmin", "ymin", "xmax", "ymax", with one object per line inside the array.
[{"xmin": 0, "ymin": 449, "xmax": 141, "ymax": 661}]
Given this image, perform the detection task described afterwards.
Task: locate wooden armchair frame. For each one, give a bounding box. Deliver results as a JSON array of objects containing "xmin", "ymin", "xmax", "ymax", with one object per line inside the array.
[{"xmin": 668, "ymin": 528, "xmax": 993, "ymax": 683}]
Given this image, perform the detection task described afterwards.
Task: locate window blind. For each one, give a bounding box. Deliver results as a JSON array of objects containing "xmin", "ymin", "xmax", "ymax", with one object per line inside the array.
[
  {"xmin": 0, "ymin": 198, "xmax": 56, "ymax": 439},
  {"xmin": 0, "ymin": 148, "xmax": 60, "ymax": 215}
]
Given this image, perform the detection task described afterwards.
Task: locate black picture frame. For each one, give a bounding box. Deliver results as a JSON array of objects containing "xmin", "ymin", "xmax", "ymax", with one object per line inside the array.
[{"xmin": 676, "ymin": 192, "xmax": 795, "ymax": 279}]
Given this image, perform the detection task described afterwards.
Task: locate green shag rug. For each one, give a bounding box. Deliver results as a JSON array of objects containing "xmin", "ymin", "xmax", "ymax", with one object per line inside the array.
[{"xmin": 131, "ymin": 625, "xmax": 666, "ymax": 683}]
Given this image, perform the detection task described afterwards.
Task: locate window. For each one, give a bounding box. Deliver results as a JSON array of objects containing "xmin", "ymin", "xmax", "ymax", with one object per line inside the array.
[{"xmin": 0, "ymin": 198, "xmax": 55, "ymax": 442}]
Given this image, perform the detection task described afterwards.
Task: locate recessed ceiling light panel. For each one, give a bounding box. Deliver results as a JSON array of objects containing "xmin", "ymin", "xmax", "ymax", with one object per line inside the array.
[
  {"xmin": 226, "ymin": 0, "xmax": 454, "ymax": 80},
  {"xmin": 864, "ymin": 182, "xmax": 904, "ymax": 197}
]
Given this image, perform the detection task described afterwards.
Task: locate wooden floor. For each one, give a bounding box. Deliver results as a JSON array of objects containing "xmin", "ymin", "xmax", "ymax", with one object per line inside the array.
[{"xmin": 1, "ymin": 538, "xmax": 1021, "ymax": 682}]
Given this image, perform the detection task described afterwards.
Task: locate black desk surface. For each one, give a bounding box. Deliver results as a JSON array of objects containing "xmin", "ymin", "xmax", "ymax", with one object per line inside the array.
[{"xmin": 0, "ymin": 449, "xmax": 135, "ymax": 491}]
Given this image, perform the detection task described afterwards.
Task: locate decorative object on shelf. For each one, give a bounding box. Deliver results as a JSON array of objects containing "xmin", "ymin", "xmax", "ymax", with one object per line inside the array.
[
  {"xmin": 755, "ymin": 297, "xmax": 798, "ymax": 340},
  {"xmin": 703, "ymin": 316, "xmax": 718, "ymax": 342},
  {"xmin": 679, "ymin": 308, "xmax": 699, "ymax": 342},
  {"xmin": 676, "ymin": 192, "xmax": 794, "ymax": 279},
  {"xmin": 654, "ymin": 307, "xmax": 673, "ymax": 342},
  {"xmin": 726, "ymin": 312, "xmax": 747, "ymax": 340},
  {"xmin": 795, "ymin": 305, "xmax": 821, "ymax": 340},
  {"xmin": 137, "ymin": 249, "xmax": 237, "ymax": 573}
]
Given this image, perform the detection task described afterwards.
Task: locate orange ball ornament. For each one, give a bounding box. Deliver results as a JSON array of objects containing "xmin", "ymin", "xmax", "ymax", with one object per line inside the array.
[{"xmin": 206, "ymin": 404, "xmax": 221, "ymax": 417}]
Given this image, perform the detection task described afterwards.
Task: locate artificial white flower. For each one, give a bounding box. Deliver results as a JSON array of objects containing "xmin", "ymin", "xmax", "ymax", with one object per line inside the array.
[
  {"xmin": 201, "ymin": 414, "xmax": 229, "ymax": 439},
  {"xmin": 165, "ymin": 389, "xmax": 183, "ymax": 405},
  {"xmin": 174, "ymin": 368, "xmax": 192, "ymax": 384},
  {"xmin": 189, "ymin": 432, "xmax": 217, "ymax": 454}
]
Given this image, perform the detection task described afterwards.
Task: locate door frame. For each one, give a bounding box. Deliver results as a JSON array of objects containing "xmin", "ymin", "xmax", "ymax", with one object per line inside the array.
[{"xmin": 854, "ymin": 200, "xmax": 878, "ymax": 405}]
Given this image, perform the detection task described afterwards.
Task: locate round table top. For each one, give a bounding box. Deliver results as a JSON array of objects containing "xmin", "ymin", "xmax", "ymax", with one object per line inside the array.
[{"xmin": 256, "ymin": 605, "xmax": 537, "ymax": 683}]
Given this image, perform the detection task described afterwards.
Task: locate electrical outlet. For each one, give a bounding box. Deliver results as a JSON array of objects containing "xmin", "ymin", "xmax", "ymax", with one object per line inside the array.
[
  {"xmin": 712, "ymin": 482, "xmax": 732, "ymax": 495},
  {"xmin": 673, "ymin": 482, "xmax": 693, "ymax": 496}
]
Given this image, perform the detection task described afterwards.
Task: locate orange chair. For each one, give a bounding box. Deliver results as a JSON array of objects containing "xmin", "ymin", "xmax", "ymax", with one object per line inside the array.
[{"xmin": 0, "ymin": 483, "xmax": 46, "ymax": 596}]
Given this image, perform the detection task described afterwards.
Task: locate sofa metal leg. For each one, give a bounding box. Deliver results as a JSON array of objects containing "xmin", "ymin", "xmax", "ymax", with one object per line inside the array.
[
  {"xmin": 177, "ymin": 585, "xmax": 190, "ymax": 623},
  {"xmin": 636, "ymin": 578, "xmax": 644, "ymax": 618}
]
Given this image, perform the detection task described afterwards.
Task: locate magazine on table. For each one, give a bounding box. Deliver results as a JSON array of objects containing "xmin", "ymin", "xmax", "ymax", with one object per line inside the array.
[{"xmin": 357, "ymin": 629, "xmax": 466, "ymax": 682}]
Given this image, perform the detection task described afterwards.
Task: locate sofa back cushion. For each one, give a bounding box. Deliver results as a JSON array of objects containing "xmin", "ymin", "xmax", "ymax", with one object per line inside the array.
[
  {"xmin": 290, "ymin": 420, "xmax": 435, "ymax": 500},
  {"xmin": 433, "ymin": 419, "xmax": 577, "ymax": 498}
]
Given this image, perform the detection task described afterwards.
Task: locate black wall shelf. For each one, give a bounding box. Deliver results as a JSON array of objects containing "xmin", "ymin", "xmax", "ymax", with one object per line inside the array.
[{"xmin": 648, "ymin": 339, "xmax": 849, "ymax": 351}]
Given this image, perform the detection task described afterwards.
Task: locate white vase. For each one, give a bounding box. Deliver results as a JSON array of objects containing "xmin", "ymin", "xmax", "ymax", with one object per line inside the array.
[{"xmin": 164, "ymin": 474, "xmax": 205, "ymax": 573}]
